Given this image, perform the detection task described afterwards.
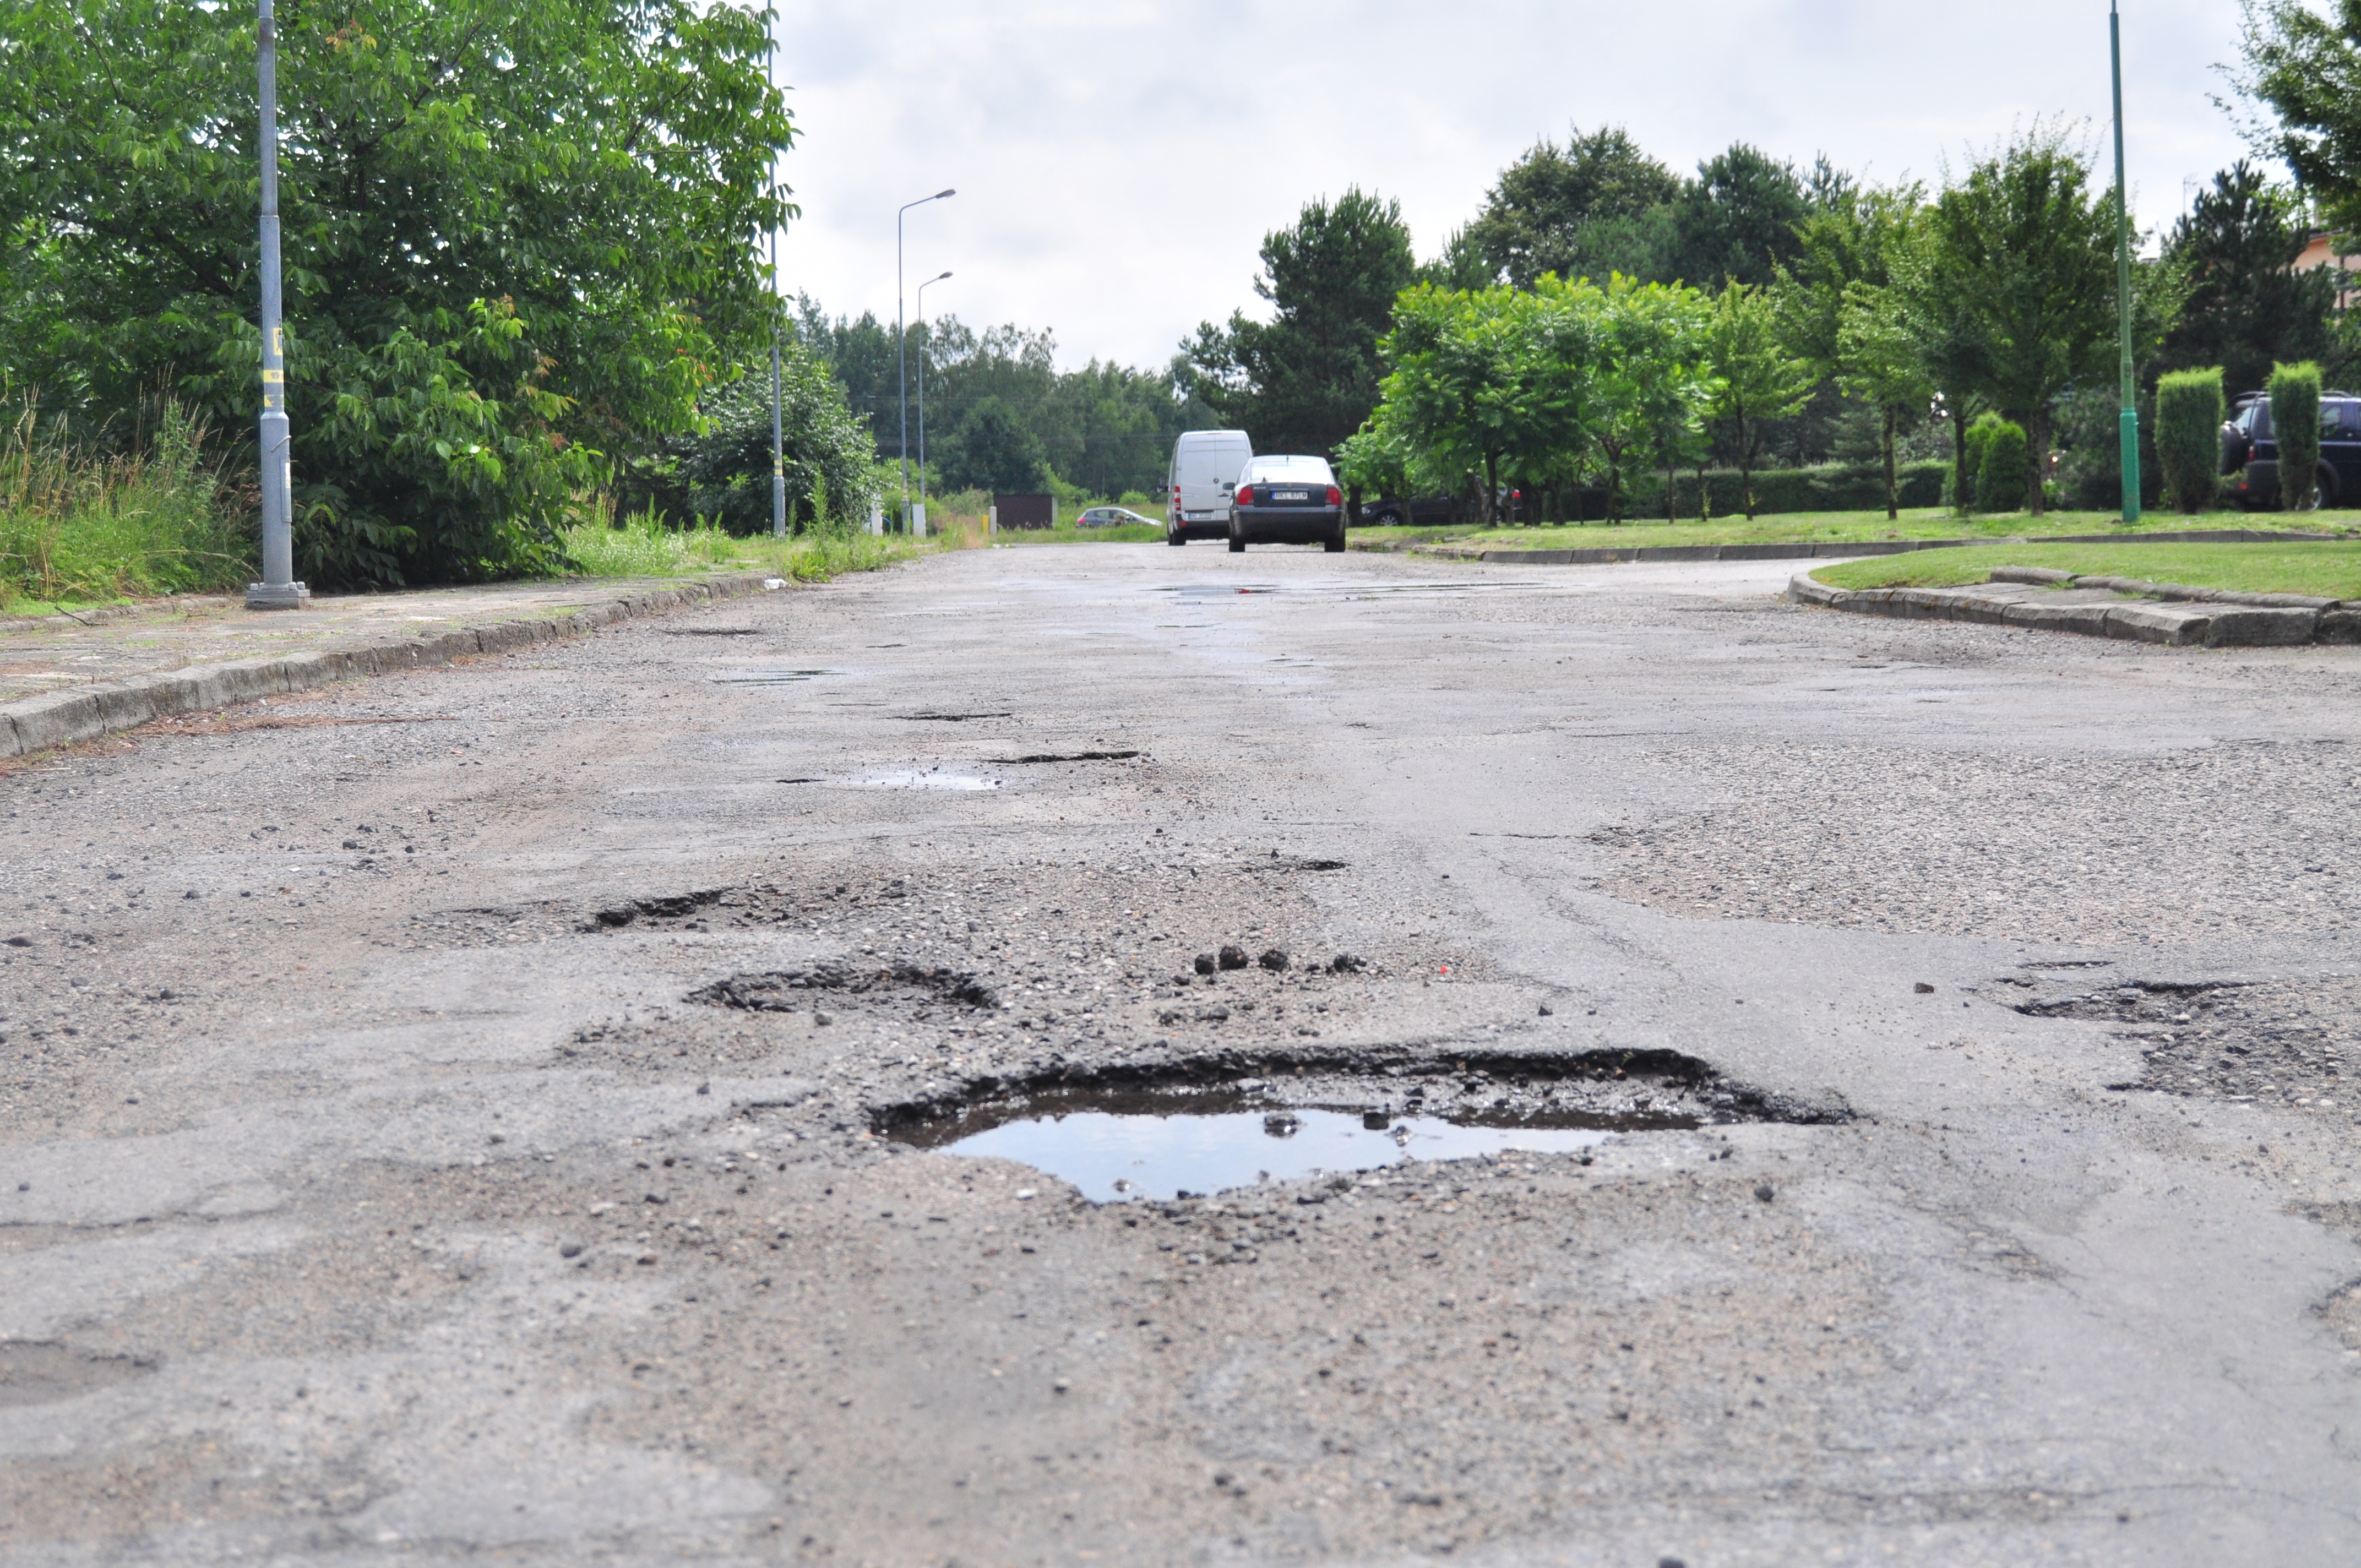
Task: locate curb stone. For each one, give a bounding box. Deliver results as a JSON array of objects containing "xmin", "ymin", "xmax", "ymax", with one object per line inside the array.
[
  {"xmin": 1, "ymin": 574, "xmax": 782, "ymax": 760},
  {"xmin": 1785, "ymin": 571, "xmax": 2344, "ymax": 650},
  {"xmin": 1403, "ymin": 526, "xmax": 2341, "ymax": 566}
]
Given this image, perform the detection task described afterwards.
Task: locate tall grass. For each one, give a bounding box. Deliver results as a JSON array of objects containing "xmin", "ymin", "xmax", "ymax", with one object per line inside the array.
[
  {"xmin": 557, "ymin": 502, "xmax": 956, "ymax": 584},
  {"xmin": 0, "ymin": 398, "xmax": 254, "ymax": 611}
]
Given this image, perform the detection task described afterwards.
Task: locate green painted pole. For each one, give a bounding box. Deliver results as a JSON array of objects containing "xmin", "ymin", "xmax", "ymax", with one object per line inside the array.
[{"xmin": 2112, "ymin": 0, "xmax": 2141, "ymax": 521}]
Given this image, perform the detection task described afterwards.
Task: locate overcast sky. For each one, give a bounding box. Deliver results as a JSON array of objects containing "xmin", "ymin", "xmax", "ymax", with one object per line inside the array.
[{"xmin": 771, "ymin": 1, "xmax": 2266, "ymax": 372}]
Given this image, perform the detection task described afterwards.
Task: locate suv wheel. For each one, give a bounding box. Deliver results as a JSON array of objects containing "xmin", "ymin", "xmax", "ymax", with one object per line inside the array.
[{"xmin": 1167, "ymin": 530, "xmax": 1187, "ymax": 546}]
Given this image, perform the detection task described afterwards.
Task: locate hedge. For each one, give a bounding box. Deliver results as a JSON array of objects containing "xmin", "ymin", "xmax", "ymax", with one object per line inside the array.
[
  {"xmin": 2155, "ymin": 368, "xmax": 2224, "ymax": 514},
  {"xmin": 1569, "ymin": 461, "xmax": 1950, "ymax": 520},
  {"xmin": 2270, "ymin": 361, "xmax": 2322, "ymax": 510}
]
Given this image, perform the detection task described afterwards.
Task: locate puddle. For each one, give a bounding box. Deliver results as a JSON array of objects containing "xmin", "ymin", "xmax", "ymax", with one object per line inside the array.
[
  {"xmin": 930, "ymin": 1101, "xmax": 1629, "ymax": 1202},
  {"xmin": 883, "ymin": 1052, "xmax": 1831, "ymax": 1202}
]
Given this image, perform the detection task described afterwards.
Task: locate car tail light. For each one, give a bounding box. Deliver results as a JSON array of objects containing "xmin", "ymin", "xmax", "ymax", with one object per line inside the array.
[
  {"xmin": 1325, "ymin": 485, "xmax": 1342, "ymax": 506},
  {"xmin": 1236, "ymin": 485, "xmax": 1254, "ymax": 506}
]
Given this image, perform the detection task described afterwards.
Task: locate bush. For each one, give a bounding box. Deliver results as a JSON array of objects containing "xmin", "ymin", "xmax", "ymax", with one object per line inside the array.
[
  {"xmin": 1974, "ymin": 417, "xmax": 2029, "ymax": 511},
  {"xmin": 2270, "ymin": 361, "xmax": 2322, "ymax": 510},
  {"xmin": 681, "ymin": 342, "xmax": 880, "ymax": 535},
  {"xmin": 2155, "ymin": 369, "xmax": 2225, "ymax": 513},
  {"xmin": 1610, "ymin": 461, "xmax": 1949, "ymax": 519}
]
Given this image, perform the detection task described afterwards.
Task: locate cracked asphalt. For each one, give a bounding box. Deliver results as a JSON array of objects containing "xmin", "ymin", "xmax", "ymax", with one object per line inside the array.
[{"xmin": 2, "ymin": 545, "xmax": 2357, "ymax": 1566}]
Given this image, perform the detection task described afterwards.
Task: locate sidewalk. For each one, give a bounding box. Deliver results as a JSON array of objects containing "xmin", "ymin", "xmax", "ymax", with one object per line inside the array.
[{"xmin": 1, "ymin": 572, "xmax": 781, "ymax": 758}]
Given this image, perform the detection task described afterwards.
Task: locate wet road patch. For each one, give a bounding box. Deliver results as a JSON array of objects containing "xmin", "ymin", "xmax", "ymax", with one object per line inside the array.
[
  {"xmin": 0, "ymin": 1342, "xmax": 156, "ymax": 1408},
  {"xmin": 878, "ymin": 1050, "xmax": 1834, "ymax": 1201}
]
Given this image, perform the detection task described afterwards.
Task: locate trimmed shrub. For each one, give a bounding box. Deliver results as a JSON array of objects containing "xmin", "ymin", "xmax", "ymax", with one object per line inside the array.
[
  {"xmin": 1608, "ymin": 461, "xmax": 1948, "ymax": 519},
  {"xmin": 1974, "ymin": 417, "xmax": 2029, "ymax": 512},
  {"xmin": 2155, "ymin": 368, "xmax": 2225, "ymax": 513},
  {"xmin": 2269, "ymin": 361, "xmax": 2322, "ymax": 510}
]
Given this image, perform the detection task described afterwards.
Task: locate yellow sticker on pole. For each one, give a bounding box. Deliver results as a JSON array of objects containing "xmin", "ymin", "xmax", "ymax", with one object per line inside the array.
[{"xmin": 262, "ymin": 368, "xmax": 284, "ymax": 383}]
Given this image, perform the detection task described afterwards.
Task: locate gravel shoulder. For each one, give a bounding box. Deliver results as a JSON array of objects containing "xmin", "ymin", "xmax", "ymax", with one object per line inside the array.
[{"xmin": 3, "ymin": 545, "xmax": 2357, "ymax": 1566}]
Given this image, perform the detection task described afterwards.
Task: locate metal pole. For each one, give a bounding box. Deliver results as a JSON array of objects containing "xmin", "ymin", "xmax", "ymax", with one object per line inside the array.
[
  {"xmin": 917, "ymin": 271, "xmax": 950, "ymax": 511},
  {"xmin": 246, "ymin": 0, "xmax": 308, "ymax": 609},
  {"xmin": 895, "ymin": 190, "xmax": 953, "ymax": 532},
  {"xmin": 2112, "ymin": 1, "xmax": 2141, "ymax": 522},
  {"xmin": 768, "ymin": 33, "xmax": 785, "ymax": 540}
]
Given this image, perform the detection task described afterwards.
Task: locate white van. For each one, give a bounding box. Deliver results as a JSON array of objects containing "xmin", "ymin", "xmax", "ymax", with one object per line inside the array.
[{"xmin": 1166, "ymin": 429, "xmax": 1253, "ymax": 546}]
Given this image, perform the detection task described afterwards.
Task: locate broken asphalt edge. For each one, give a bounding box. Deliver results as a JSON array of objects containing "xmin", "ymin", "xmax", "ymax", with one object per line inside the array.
[
  {"xmin": 0, "ymin": 573, "xmax": 783, "ymax": 761},
  {"xmin": 1784, "ymin": 570, "xmax": 2361, "ymax": 649}
]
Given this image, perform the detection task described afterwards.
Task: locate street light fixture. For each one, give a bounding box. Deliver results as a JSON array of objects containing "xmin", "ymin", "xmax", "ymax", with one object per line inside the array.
[
  {"xmin": 897, "ymin": 188, "xmax": 955, "ymax": 530},
  {"xmin": 916, "ymin": 271, "xmax": 951, "ymax": 513},
  {"xmin": 246, "ymin": 0, "xmax": 308, "ymax": 610}
]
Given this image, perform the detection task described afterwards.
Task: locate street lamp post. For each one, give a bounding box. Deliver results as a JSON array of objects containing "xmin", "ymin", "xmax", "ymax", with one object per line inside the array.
[
  {"xmin": 2111, "ymin": 0, "xmax": 2141, "ymax": 523},
  {"xmin": 897, "ymin": 189, "xmax": 954, "ymax": 530},
  {"xmin": 916, "ymin": 271, "xmax": 951, "ymax": 517},
  {"xmin": 246, "ymin": 0, "xmax": 308, "ymax": 610},
  {"xmin": 768, "ymin": 35, "xmax": 786, "ymax": 540}
]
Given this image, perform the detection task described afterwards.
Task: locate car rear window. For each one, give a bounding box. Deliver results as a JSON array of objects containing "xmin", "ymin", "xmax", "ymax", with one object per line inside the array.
[{"xmin": 1246, "ymin": 460, "xmax": 1333, "ymax": 484}]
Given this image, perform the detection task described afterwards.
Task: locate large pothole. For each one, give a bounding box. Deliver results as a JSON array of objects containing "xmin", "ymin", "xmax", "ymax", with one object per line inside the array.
[{"xmin": 879, "ymin": 1049, "xmax": 1839, "ymax": 1202}]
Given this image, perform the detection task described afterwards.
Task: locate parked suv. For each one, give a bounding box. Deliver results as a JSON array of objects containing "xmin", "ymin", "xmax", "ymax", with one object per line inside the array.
[
  {"xmin": 2221, "ymin": 391, "xmax": 2361, "ymax": 508},
  {"xmin": 1228, "ymin": 455, "xmax": 1346, "ymax": 552}
]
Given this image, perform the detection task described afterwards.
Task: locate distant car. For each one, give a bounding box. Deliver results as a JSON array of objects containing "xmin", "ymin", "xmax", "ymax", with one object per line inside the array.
[
  {"xmin": 1167, "ymin": 429, "xmax": 1254, "ymax": 545},
  {"xmin": 2222, "ymin": 390, "xmax": 2361, "ymax": 508},
  {"xmin": 1227, "ymin": 454, "xmax": 1346, "ymax": 553},
  {"xmin": 1075, "ymin": 506, "xmax": 1156, "ymax": 529}
]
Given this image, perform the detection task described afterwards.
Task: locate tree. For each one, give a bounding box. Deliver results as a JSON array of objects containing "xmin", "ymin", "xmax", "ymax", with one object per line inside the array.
[
  {"xmin": 1183, "ymin": 189, "xmax": 1417, "ymax": 455},
  {"xmin": 1364, "ymin": 284, "xmax": 1531, "ymax": 522},
  {"xmin": 1666, "ymin": 145, "xmax": 1811, "ymax": 287},
  {"xmin": 1463, "ymin": 127, "xmax": 1682, "ymax": 288},
  {"xmin": 1917, "ymin": 127, "xmax": 2120, "ymax": 516},
  {"xmin": 938, "ymin": 396, "xmax": 1048, "ymax": 494},
  {"xmin": 2236, "ymin": 1, "xmax": 2361, "ymax": 235},
  {"xmin": 2156, "ymin": 162, "xmax": 2340, "ymax": 394},
  {"xmin": 1705, "ymin": 282, "xmax": 1815, "ymax": 518},
  {"xmin": 681, "ymin": 340, "xmax": 879, "ymax": 535},
  {"xmin": 1835, "ymin": 282, "xmax": 1935, "ymax": 519},
  {"xmin": 0, "ymin": 0, "xmax": 792, "ymax": 585}
]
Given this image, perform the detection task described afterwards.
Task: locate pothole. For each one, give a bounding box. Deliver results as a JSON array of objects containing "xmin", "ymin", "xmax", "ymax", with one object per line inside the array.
[
  {"xmin": 2010, "ymin": 974, "xmax": 2358, "ymax": 1114},
  {"xmin": 2010, "ymin": 979, "xmax": 2250, "ymax": 1021},
  {"xmin": 2322, "ymin": 1280, "xmax": 2361, "ymax": 1352},
  {"xmin": 711, "ymin": 668, "xmax": 836, "ymax": 685},
  {"xmin": 667, "ymin": 627, "xmax": 758, "ymax": 637},
  {"xmin": 689, "ymin": 963, "xmax": 999, "ymax": 1015},
  {"xmin": 991, "ymin": 750, "xmax": 1141, "ymax": 764},
  {"xmin": 776, "ymin": 770, "xmax": 1002, "ymax": 791},
  {"xmin": 879, "ymin": 1050, "xmax": 1836, "ymax": 1202},
  {"xmin": 896, "ymin": 711, "xmax": 1013, "ymax": 722},
  {"xmin": 0, "ymin": 1342, "xmax": 156, "ymax": 1408}
]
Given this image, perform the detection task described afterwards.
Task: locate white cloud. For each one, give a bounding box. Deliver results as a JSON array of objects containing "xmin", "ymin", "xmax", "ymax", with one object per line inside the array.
[{"xmin": 772, "ymin": 0, "xmax": 2259, "ymax": 371}]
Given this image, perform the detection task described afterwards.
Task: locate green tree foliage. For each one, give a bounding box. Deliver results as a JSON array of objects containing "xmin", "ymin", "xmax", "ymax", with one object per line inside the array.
[
  {"xmin": 2270, "ymin": 360, "xmax": 2324, "ymax": 509},
  {"xmin": 679, "ymin": 341, "xmax": 879, "ymax": 535},
  {"xmin": 1835, "ymin": 281, "xmax": 1935, "ymax": 519},
  {"xmin": 1665, "ymin": 145, "xmax": 1810, "ymax": 287},
  {"xmin": 1705, "ymin": 282, "xmax": 1815, "ymax": 518},
  {"xmin": 0, "ymin": 0, "xmax": 792, "ymax": 586},
  {"xmin": 938, "ymin": 396, "xmax": 1049, "ymax": 494},
  {"xmin": 1463, "ymin": 127, "xmax": 1682, "ymax": 288},
  {"xmin": 2154, "ymin": 367, "xmax": 2226, "ymax": 513},
  {"xmin": 2156, "ymin": 163, "xmax": 2341, "ymax": 394},
  {"xmin": 1917, "ymin": 127, "xmax": 2123, "ymax": 516},
  {"xmin": 1973, "ymin": 415, "xmax": 2030, "ymax": 511},
  {"xmin": 2236, "ymin": 1, "xmax": 2361, "ymax": 236},
  {"xmin": 1184, "ymin": 189, "xmax": 1417, "ymax": 455}
]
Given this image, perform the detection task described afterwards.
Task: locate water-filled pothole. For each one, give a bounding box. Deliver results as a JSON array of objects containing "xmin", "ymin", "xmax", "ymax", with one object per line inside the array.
[{"xmin": 882, "ymin": 1051, "xmax": 1834, "ymax": 1202}]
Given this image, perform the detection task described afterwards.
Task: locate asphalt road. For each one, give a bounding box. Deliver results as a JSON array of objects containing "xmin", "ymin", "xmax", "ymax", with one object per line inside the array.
[{"xmin": 4, "ymin": 543, "xmax": 2357, "ymax": 1567}]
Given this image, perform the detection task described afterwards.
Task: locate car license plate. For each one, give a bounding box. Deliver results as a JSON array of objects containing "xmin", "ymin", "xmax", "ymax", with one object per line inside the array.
[{"xmin": 1274, "ymin": 489, "xmax": 1308, "ymax": 502}]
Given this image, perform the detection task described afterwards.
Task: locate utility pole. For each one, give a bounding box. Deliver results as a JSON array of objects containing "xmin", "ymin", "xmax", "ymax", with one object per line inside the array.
[
  {"xmin": 896, "ymin": 189, "xmax": 954, "ymax": 530},
  {"xmin": 2112, "ymin": 0, "xmax": 2141, "ymax": 522},
  {"xmin": 917, "ymin": 270, "xmax": 951, "ymax": 523},
  {"xmin": 246, "ymin": 0, "xmax": 308, "ymax": 609},
  {"xmin": 768, "ymin": 31, "xmax": 785, "ymax": 540}
]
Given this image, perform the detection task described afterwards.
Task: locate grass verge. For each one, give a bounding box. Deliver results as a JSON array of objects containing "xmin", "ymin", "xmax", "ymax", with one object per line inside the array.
[
  {"xmin": 1352, "ymin": 507, "xmax": 2361, "ymax": 554},
  {"xmin": 987, "ymin": 522, "xmax": 1163, "ymax": 546},
  {"xmin": 558, "ymin": 509, "xmax": 965, "ymax": 582},
  {"xmin": 1811, "ymin": 541, "xmax": 2361, "ymax": 599}
]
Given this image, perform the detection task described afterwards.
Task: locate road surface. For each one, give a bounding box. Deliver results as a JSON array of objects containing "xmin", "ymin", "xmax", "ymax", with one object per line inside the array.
[{"xmin": 4, "ymin": 543, "xmax": 2357, "ymax": 1566}]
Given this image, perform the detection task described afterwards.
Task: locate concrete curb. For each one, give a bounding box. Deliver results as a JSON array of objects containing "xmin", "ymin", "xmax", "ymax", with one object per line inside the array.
[
  {"xmin": 1784, "ymin": 570, "xmax": 2352, "ymax": 650},
  {"xmin": 1, "ymin": 574, "xmax": 781, "ymax": 760},
  {"xmin": 1411, "ymin": 526, "xmax": 2338, "ymax": 566}
]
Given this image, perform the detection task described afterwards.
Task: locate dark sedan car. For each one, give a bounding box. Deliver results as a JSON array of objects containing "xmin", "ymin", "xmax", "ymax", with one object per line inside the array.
[
  {"xmin": 2221, "ymin": 392, "xmax": 2361, "ymax": 508},
  {"xmin": 1228, "ymin": 455, "xmax": 1346, "ymax": 553}
]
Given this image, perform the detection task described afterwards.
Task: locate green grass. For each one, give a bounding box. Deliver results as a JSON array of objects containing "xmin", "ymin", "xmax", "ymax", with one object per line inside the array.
[
  {"xmin": 1350, "ymin": 506, "xmax": 2361, "ymax": 554},
  {"xmin": 988, "ymin": 521, "xmax": 1163, "ymax": 546},
  {"xmin": 558, "ymin": 508, "xmax": 948, "ymax": 582},
  {"xmin": 1811, "ymin": 541, "xmax": 2361, "ymax": 599},
  {"xmin": 1, "ymin": 400, "xmax": 255, "ymax": 612}
]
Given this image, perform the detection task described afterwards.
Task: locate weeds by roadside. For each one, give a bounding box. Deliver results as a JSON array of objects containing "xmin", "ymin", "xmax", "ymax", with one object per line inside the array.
[
  {"xmin": 1, "ymin": 397, "xmax": 255, "ymax": 611},
  {"xmin": 557, "ymin": 503, "xmax": 967, "ymax": 584}
]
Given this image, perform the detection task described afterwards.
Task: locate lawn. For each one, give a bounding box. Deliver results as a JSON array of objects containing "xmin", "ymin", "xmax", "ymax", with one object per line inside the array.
[
  {"xmin": 1810, "ymin": 541, "xmax": 2361, "ymax": 600},
  {"xmin": 987, "ymin": 521, "xmax": 1163, "ymax": 546},
  {"xmin": 558, "ymin": 511, "xmax": 961, "ymax": 582},
  {"xmin": 1346, "ymin": 507, "xmax": 2361, "ymax": 554}
]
